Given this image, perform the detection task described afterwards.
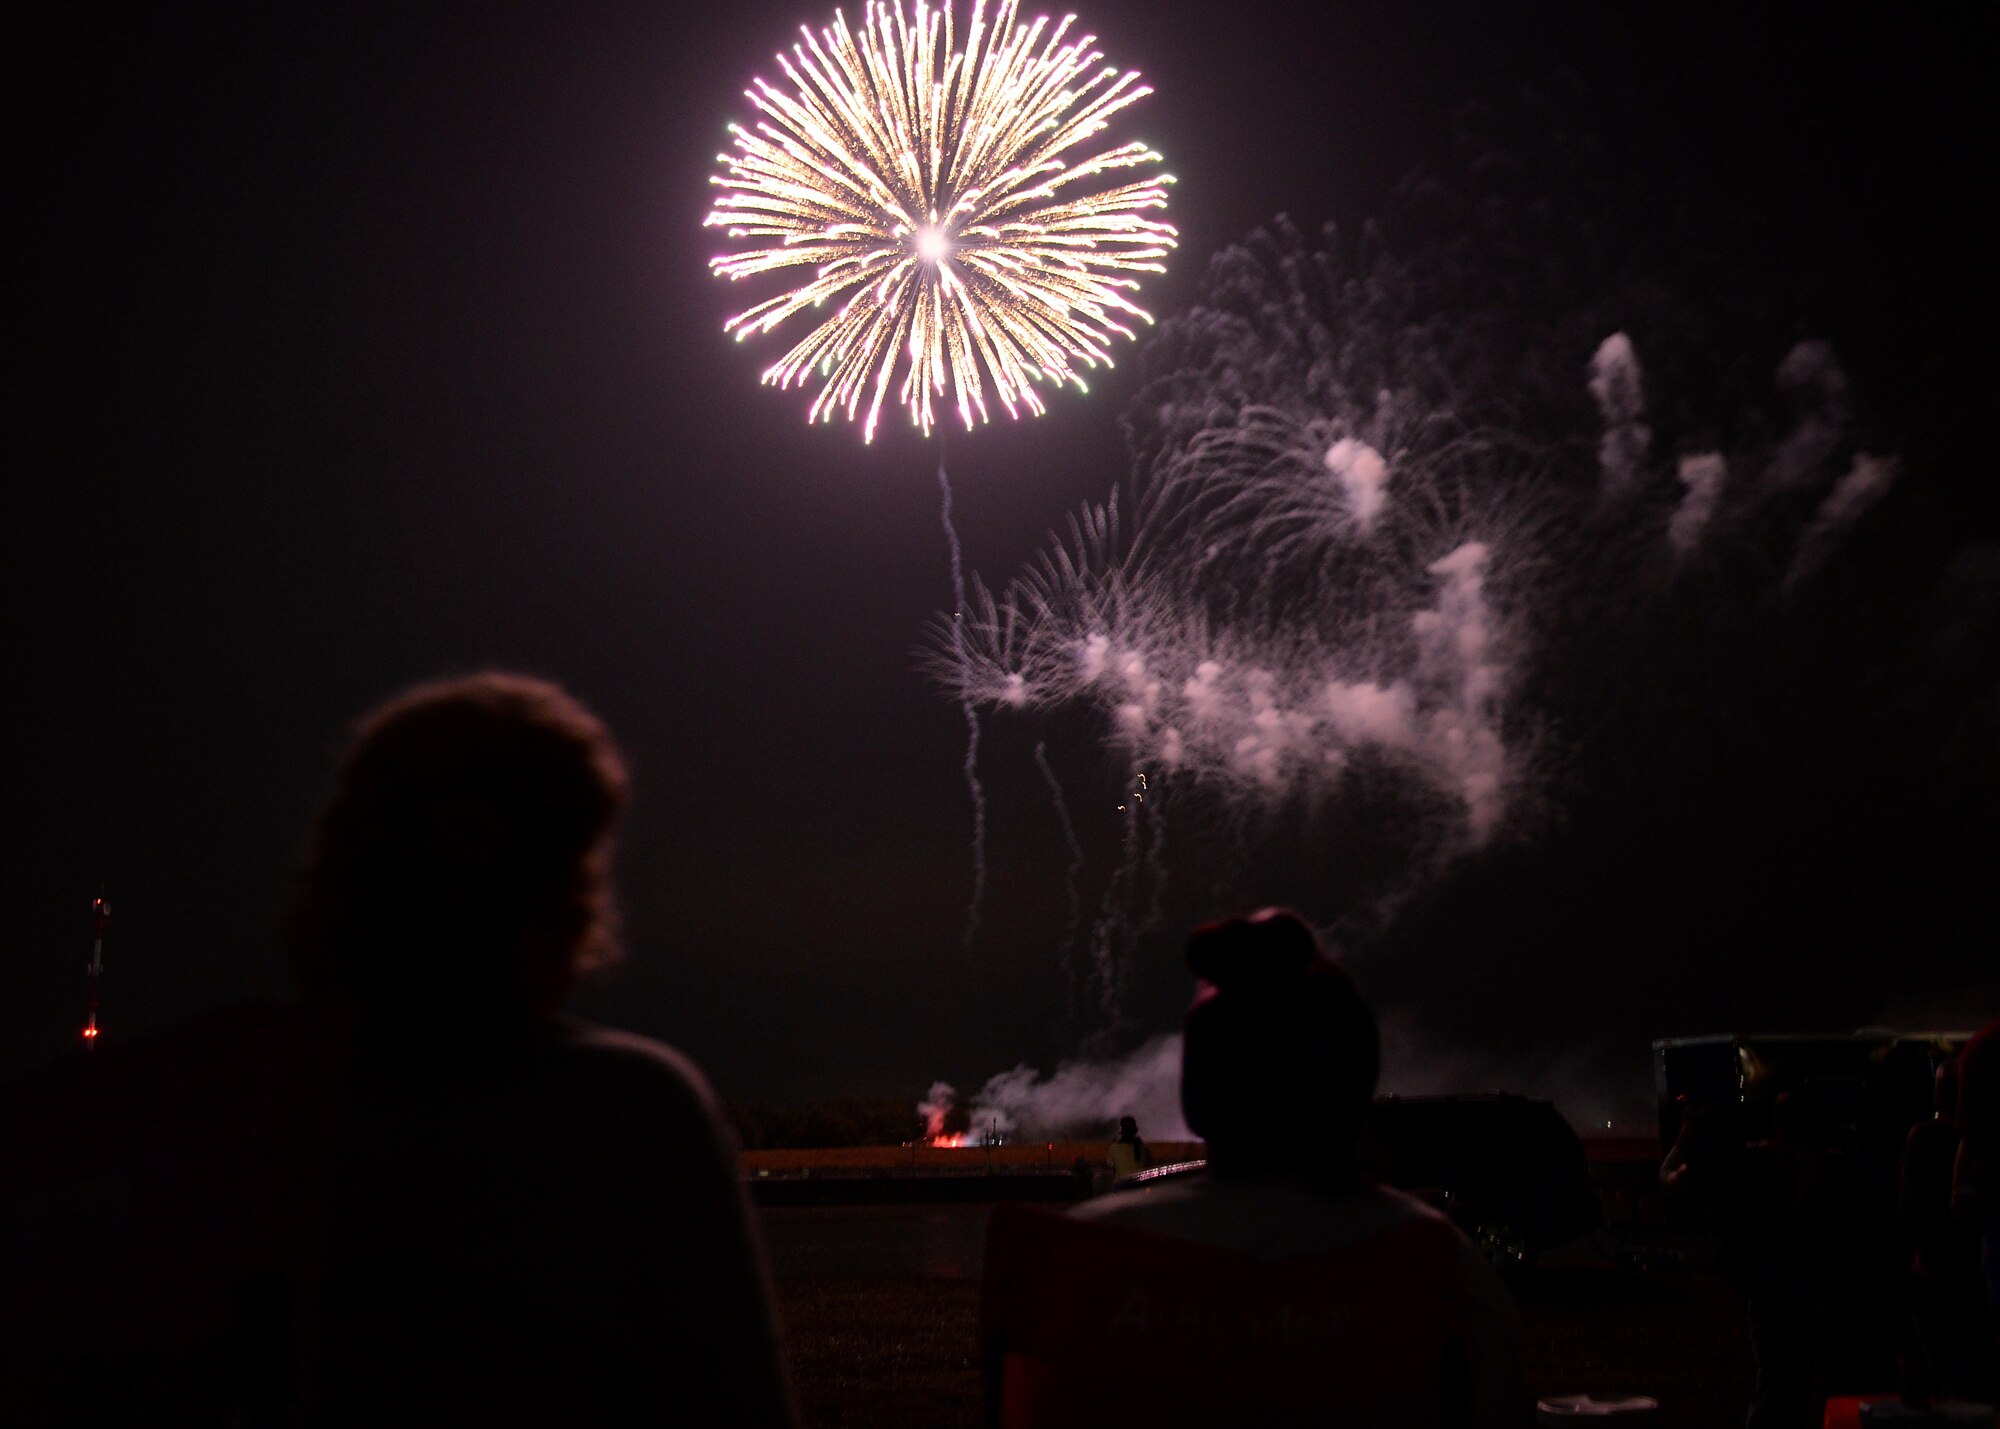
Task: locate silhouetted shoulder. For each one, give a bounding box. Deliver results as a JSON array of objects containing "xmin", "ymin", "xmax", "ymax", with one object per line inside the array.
[
  {"xmin": 1075, "ymin": 1173, "xmax": 1443, "ymax": 1260},
  {"xmin": 309, "ymin": 1016, "xmax": 790, "ymax": 1425},
  {"xmin": 509, "ymin": 1017, "xmax": 744, "ymax": 1184},
  {"xmin": 546, "ymin": 1018, "xmax": 729, "ymax": 1119}
]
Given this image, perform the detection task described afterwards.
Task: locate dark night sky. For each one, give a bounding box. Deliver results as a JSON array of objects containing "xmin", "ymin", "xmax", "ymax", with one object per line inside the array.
[{"xmin": 13, "ymin": 2, "xmax": 1993, "ymax": 1109}]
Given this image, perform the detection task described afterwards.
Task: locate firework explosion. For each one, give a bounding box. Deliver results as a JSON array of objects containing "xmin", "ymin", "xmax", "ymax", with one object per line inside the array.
[{"xmin": 706, "ymin": 0, "xmax": 1177, "ymax": 441}]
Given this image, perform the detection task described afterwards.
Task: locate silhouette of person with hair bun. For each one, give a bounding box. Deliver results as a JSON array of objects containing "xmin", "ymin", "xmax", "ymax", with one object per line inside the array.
[{"xmin": 1070, "ymin": 908, "xmax": 1523, "ymax": 1426}]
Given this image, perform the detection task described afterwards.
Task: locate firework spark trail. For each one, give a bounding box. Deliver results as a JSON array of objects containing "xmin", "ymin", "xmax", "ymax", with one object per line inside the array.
[
  {"xmin": 1086, "ymin": 773, "xmax": 1146, "ymax": 1024},
  {"xmin": 1032, "ymin": 740, "xmax": 1086, "ymax": 1014},
  {"xmin": 938, "ymin": 453, "xmax": 987, "ymax": 952},
  {"xmin": 707, "ymin": 0, "xmax": 1176, "ymax": 442},
  {"xmin": 1137, "ymin": 769, "xmax": 1170, "ymax": 937}
]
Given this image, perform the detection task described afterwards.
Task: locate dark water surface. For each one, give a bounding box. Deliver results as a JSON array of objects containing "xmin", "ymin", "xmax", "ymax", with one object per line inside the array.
[{"xmin": 758, "ymin": 1203, "xmax": 993, "ymax": 1281}]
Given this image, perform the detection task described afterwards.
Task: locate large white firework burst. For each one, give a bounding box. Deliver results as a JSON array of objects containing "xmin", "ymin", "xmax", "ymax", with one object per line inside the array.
[{"xmin": 705, "ymin": 0, "xmax": 1177, "ymax": 442}]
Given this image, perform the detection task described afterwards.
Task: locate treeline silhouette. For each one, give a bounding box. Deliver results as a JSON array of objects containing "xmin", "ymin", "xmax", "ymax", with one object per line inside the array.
[{"xmin": 727, "ymin": 1095, "xmax": 943, "ymax": 1150}]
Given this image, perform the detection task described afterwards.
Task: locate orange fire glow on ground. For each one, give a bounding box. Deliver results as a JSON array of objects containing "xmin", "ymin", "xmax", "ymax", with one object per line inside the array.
[{"xmin": 739, "ymin": 1141, "xmax": 1209, "ymax": 1179}]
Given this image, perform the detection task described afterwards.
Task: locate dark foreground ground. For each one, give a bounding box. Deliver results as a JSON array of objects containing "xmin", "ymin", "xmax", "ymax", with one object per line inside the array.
[{"xmin": 759, "ymin": 1204, "xmax": 1754, "ymax": 1428}]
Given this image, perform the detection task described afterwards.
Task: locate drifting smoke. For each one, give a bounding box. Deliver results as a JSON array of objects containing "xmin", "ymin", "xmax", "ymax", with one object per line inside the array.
[
  {"xmin": 1325, "ymin": 437, "xmax": 1391, "ymax": 530},
  {"xmin": 1767, "ymin": 341, "xmax": 1850, "ymax": 493},
  {"xmin": 984, "ymin": 535, "xmax": 1510, "ymax": 816},
  {"xmin": 925, "ymin": 1014, "xmax": 1654, "ymax": 1145},
  {"xmin": 1668, "ymin": 452, "xmax": 1728, "ymax": 555},
  {"xmin": 983, "ymin": 1038, "xmax": 1189, "ymax": 1141},
  {"xmin": 1412, "ymin": 543, "xmax": 1506, "ymax": 840},
  {"xmin": 1786, "ymin": 453, "xmax": 1900, "ymax": 591},
  {"xmin": 917, "ymin": 1080, "xmax": 957, "ymax": 1140},
  {"xmin": 1587, "ymin": 333, "xmax": 1650, "ymax": 498},
  {"xmin": 931, "ymin": 1035, "xmax": 1192, "ymax": 1142}
]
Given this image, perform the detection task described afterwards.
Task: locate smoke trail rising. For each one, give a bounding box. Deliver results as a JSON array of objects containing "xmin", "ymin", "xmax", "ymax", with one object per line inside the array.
[
  {"xmin": 1033, "ymin": 741, "xmax": 1087, "ymax": 1015},
  {"xmin": 1668, "ymin": 452, "xmax": 1728, "ymax": 556},
  {"xmin": 1587, "ymin": 333, "xmax": 1650, "ymax": 498},
  {"xmin": 1765, "ymin": 341, "xmax": 1850, "ymax": 494},
  {"xmin": 918, "ymin": 1080, "xmax": 957, "ymax": 1140},
  {"xmin": 936, "ymin": 452, "xmax": 987, "ymax": 953},
  {"xmin": 1786, "ymin": 453, "xmax": 1899, "ymax": 592}
]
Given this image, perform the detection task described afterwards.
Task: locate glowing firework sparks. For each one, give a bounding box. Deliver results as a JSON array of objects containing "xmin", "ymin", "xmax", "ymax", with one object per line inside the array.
[{"xmin": 706, "ymin": 0, "xmax": 1177, "ymax": 441}]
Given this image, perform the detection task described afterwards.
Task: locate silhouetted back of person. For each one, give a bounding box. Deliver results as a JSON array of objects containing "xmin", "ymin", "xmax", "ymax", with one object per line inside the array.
[
  {"xmin": 1954, "ymin": 1018, "xmax": 2000, "ymax": 1401},
  {"xmin": 277, "ymin": 674, "xmax": 795, "ymax": 1426},
  {"xmin": 1733, "ymin": 1089, "xmax": 1835, "ymax": 1429},
  {"xmin": 1662, "ymin": 1098, "xmax": 1747, "ymax": 1218},
  {"xmin": 1904, "ymin": 1062, "xmax": 1963, "ymax": 1269},
  {"xmin": 1902, "ymin": 1057, "xmax": 1984, "ymax": 1396},
  {"xmin": 1039, "ymin": 909, "xmax": 1522, "ymax": 1427}
]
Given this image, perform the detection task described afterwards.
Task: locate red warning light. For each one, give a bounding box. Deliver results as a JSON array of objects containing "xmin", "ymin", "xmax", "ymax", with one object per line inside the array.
[{"xmin": 82, "ymin": 1026, "xmax": 99, "ymax": 1040}]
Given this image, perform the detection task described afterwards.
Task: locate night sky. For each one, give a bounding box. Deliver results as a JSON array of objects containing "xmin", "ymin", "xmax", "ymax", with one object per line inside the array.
[{"xmin": 15, "ymin": 2, "xmax": 1994, "ymax": 1113}]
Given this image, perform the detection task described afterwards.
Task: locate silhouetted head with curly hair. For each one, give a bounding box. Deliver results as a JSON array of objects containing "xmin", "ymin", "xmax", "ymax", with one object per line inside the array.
[
  {"xmin": 1181, "ymin": 908, "xmax": 1379, "ymax": 1175},
  {"xmin": 289, "ymin": 673, "xmax": 628, "ymax": 1021}
]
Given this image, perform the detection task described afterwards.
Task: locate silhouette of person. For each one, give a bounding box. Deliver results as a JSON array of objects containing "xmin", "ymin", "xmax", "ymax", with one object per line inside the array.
[
  {"xmin": 1070, "ymin": 908, "xmax": 1523, "ymax": 1425},
  {"xmin": 275, "ymin": 673, "xmax": 797, "ymax": 1426},
  {"xmin": 1661, "ymin": 1097, "xmax": 1748, "ymax": 1235},
  {"xmin": 1953, "ymin": 1017, "xmax": 2000, "ymax": 1400},
  {"xmin": 1734, "ymin": 1089, "xmax": 1831, "ymax": 1429},
  {"xmin": 1107, "ymin": 1115, "xmax": 1152, "ymax": 1180},
  {"xmin": 1901, "ymin": 1057, "xmax": 1982, "ymax": 1396}
]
